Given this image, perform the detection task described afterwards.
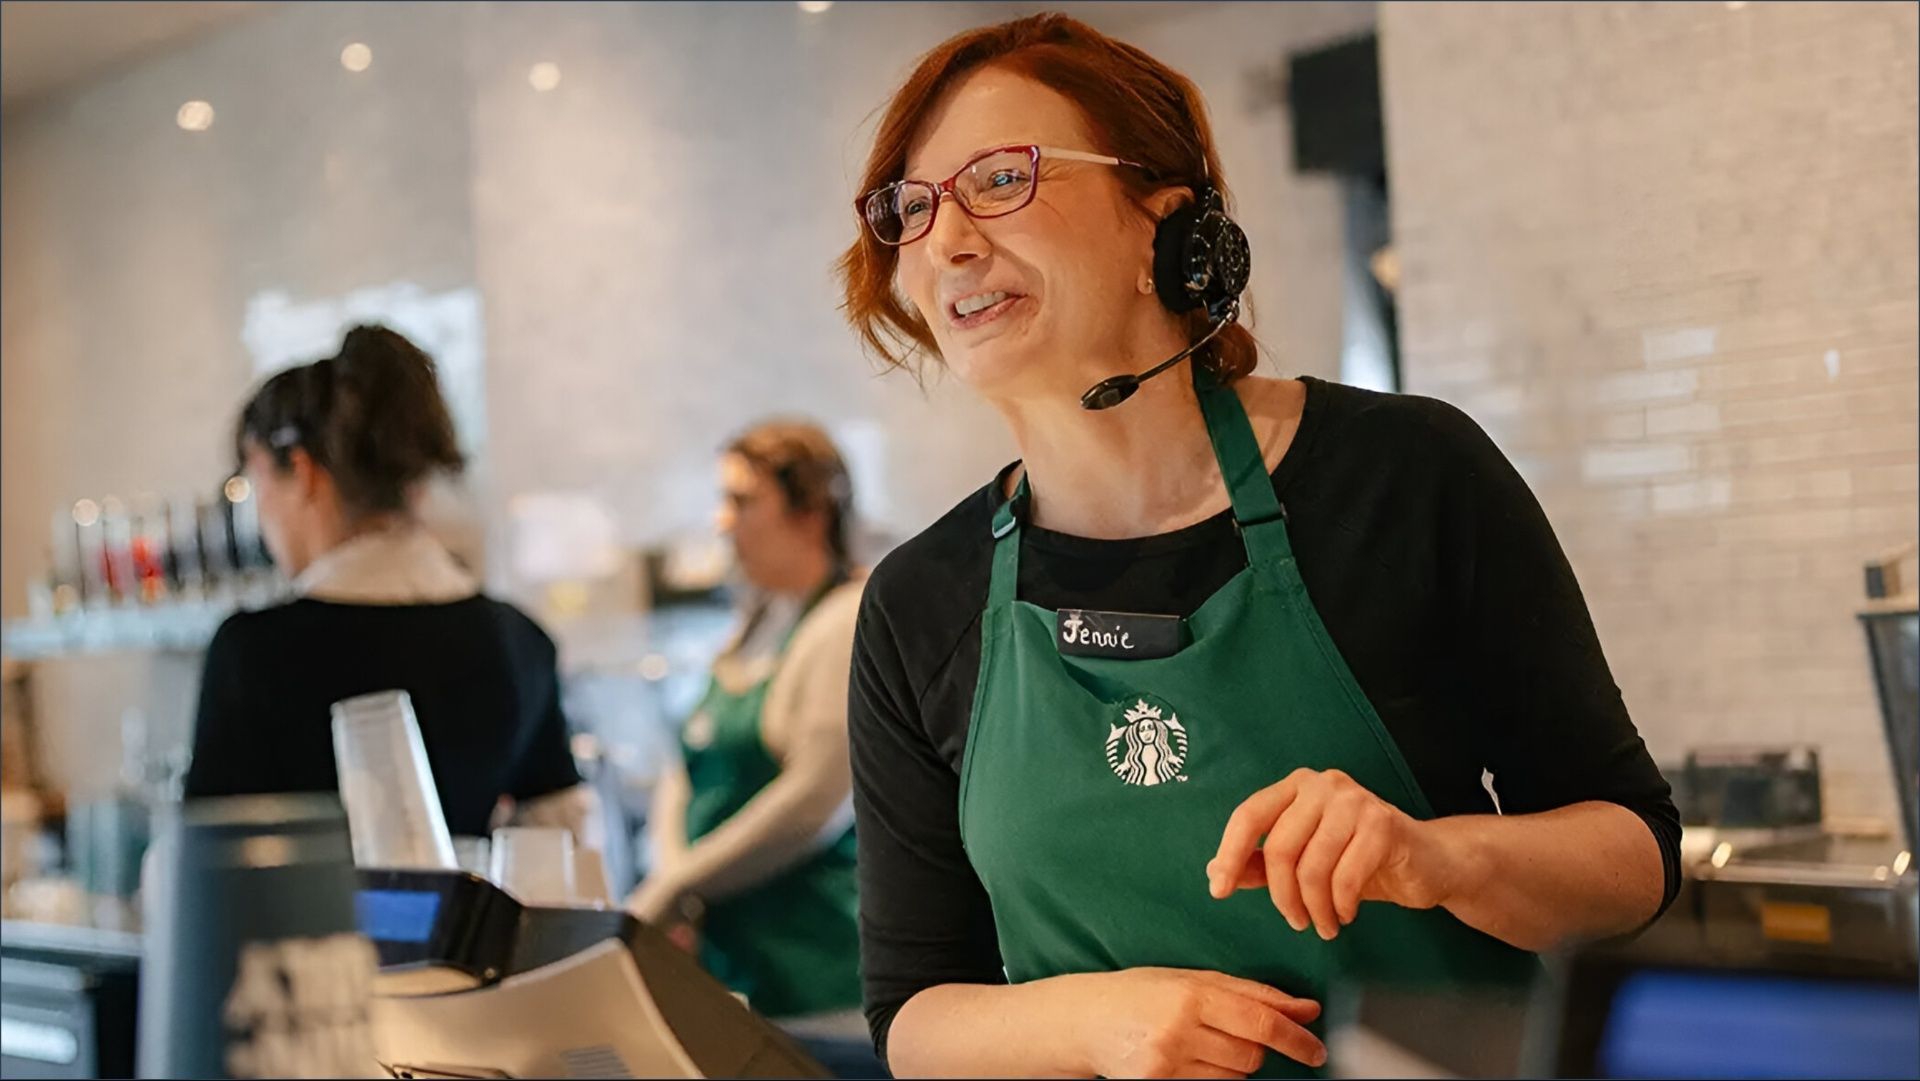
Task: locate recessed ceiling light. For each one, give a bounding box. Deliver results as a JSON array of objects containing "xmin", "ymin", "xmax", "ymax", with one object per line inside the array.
[
  {"xmin": 529, "ymin": 62, "xmax": 561, "ymax": 92},
  {"xmin": 341, "ymin": 43, "xmax": 373, "ymax": 72},
  {"xmin": 176, "ymin": 100, "xmax": 215, "ymax": 131}
]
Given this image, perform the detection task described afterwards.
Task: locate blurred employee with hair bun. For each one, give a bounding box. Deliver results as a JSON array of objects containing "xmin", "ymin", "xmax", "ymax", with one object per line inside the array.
[{"xmin": 184, "ymin": 324, "xmax": 600, "ymax": 849}]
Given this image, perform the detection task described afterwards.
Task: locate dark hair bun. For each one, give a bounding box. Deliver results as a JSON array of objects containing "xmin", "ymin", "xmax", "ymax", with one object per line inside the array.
[{"xmin": 235, "ymin": 323, "xmax": 465, "ymax": 514}]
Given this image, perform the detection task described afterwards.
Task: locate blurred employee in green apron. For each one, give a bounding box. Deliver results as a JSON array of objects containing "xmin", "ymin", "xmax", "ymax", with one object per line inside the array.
[
  {"xmin": 836, "ymin": 14, "xmax": 1680, "ymax": 1079},
  {"xmin": 627, "ymin": 421, "xmax": 867, "ymax": 1038}
]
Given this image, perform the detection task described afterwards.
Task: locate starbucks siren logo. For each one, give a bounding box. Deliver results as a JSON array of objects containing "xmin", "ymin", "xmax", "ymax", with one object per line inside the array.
[{"xmin": 1105, "ymin": 699, "xmax": 1188, "ymax": 786}]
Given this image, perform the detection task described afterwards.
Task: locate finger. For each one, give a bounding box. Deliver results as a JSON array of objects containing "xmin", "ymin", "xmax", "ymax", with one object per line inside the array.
[
  {"xmin": 1296, "ymin": 800, "xmax": 1360, "ymax": 940},
  {"xmin": 1208, "ymin": 778, "xmax": 1302, "ymax": 899},
  {"xmin": 1186, "ymin": 1028, "xmax": 1267, "ymax": 1075},
  {"xmin": 1261, "ymin": 789, "xmax": 1327, "ymax": 931},
  {"xmin": 1331, "ymin": 811, "xmax": 1392, "ymax": 924},
  {"xmin": 1200, "ymin": 993, "xmax": 1328, "ymax": 1069},
  {"xmin": 1226, "ymin": 851, "xmax": 1267, "ymax": 891},
  {"xmin": 1189, "ymin": 970, "xmax": 1323, "ymax": 1023}
]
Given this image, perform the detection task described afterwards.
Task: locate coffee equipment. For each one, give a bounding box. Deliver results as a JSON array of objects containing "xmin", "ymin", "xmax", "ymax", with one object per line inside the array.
[
  {"xmin": 138, "ymin": 794, "xmax": 379, "ymax": 1079},
  {"xmin": 359, "ymin": 868, "xmax": 828, "ymax": 1078}
]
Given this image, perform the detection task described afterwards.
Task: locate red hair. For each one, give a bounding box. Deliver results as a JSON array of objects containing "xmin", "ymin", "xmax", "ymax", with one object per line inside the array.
[{"xmin": 835, "ymin": 12, "xmax": 1258, "ymax": 382}]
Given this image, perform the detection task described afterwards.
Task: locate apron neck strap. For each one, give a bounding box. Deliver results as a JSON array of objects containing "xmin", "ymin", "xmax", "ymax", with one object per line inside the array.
[
  {"xmin": 1194, "ymin": 368, "xmax": 1296, "ymax": 570},
  {"xmin": 985, "ymin": 371, "xmax": 1295, "ymax": 609},
  {"xmin": 987, "ymin": 472, "xmax": 1027, "ymax": 609},
  {"xmin": 1193, "ymin": 368, "xmax": 1284, "ymax": 527},
  {"xmin": 737, "ymin": 565, "xmax": 850, "ymax": 657}
]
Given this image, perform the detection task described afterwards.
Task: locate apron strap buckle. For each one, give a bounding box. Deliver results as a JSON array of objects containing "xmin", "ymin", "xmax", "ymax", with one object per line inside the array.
[
  {"xmin": 1231, "ymin": 502, "xmax": 1288, "ymax": 532},
  {"xmin": 990, "ymin": 469, "xmax": 1032, "ymax": 540}
]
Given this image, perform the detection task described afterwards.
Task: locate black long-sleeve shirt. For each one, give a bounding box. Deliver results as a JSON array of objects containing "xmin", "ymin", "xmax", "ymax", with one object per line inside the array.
[
  {"xmin": 184, "ymin": 595, "xmax": 581, "ymax": 836},
  {"xmin": 848, "ymin": 376, "xmax": 1680, "ymax": 1062}
]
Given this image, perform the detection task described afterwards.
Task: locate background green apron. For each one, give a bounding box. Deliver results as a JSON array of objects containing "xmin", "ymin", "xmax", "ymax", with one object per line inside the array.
[
  {"xmin": 958, "ymin": 374, "xmax": 1535, "ymax": 1077},
  {"xmin": 682, "ymin": 589, "xmax": 862, "ymax": 1020}
]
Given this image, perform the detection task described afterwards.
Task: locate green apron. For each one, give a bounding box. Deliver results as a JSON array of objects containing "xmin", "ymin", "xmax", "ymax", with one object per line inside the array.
[
  {"xmin": 957, "ymin": 373, "xmax": 1536, "ymax": 1077},
  {"xmin": 681, "ymin": 585, "xmax": 862, "ymax": 1020}
]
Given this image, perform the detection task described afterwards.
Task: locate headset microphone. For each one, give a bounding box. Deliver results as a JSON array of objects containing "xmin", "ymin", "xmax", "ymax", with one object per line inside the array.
[
  {"xmin": 1080, "ymin": 187, "xmax": 1252, "ymax": 412},
  {"xmin": 1079, "ymin": 300, "xmax": 1241, "ymax": 411}
]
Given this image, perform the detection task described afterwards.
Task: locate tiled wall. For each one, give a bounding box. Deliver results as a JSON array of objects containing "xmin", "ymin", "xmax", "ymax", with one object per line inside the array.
[
  {"xmin": 0, "ymin": 0, "xmax": 1376, "ymax": 621},
  {"xmin": 465, "ymin": 0, "xmax": 1377, "ymax": 582},
  {"xmin": 1379, "ymin": 0, "xmax": 1919, "ymax": 823}
]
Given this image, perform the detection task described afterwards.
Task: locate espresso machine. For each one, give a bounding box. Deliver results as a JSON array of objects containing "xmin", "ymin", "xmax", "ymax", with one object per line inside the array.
[{"xmin": 1661, "ymin": 544, "xmax": 1919, "ymax": 972}]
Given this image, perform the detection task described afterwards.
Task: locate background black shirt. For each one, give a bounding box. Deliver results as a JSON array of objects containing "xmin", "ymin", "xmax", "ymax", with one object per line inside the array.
[
  {"xmin": 184, "ymin": 595, "xmax": 582, "ymax": 836},
  {"xmin": 849, "ymin": 377, "xmax": 1681, "ymax": 1060}
]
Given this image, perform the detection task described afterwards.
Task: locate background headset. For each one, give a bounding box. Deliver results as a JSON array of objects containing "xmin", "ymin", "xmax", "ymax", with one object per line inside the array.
[{"xmin": 1079, "ymin": 185, "xmax": 1253, "ymax": 411}]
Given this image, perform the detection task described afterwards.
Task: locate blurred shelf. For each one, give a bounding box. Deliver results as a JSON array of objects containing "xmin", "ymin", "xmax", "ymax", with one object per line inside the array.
[
  {"xmin": 2, "ymin": 594, "xmax": 735, "ymax": 678},
  {"xmin": 0, "ymin": 917, "xmax": 143, "ymax": 958},
  {"xmin": 1, "ymin": 595, "xmax": 272, "ymax": 660}
]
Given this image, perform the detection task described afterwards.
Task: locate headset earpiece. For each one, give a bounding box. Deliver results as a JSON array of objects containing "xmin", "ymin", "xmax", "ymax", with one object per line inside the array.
[{"xmin": 1151, "ymin": 187, "xmax": 1251, "ymax": 322}]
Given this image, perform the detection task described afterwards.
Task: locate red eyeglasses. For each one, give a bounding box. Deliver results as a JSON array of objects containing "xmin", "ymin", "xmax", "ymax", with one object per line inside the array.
[{"xmin": 857, "ymin": 144, "xmax": 1143, "ymax": 246}]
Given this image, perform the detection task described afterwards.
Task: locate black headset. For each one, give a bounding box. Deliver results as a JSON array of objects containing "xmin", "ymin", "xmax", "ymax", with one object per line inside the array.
[
  {"xmin": 1080, "ymin": 185, "xmax": 1253, "ymax": 411},
  {"xmin": 1153, "ymin": 185, "xmax": 1252, "ymax": 322}
]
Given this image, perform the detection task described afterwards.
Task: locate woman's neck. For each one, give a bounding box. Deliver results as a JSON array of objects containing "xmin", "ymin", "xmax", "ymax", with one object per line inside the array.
[
  {"xmin": 773, "ymin": 545, "xmax": 839, "ymax": 603},
  {"xmin": 301, "ymin": 510, "xmax": 412, "ymax": 570},
  {"xmin": 994, "ymin": 369, "xmax": 1302, "ymax": 540}
]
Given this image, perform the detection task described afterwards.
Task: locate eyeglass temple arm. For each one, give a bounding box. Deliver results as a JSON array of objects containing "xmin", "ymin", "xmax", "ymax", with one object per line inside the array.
[{"xmin": 1037, "ymin": 146, "xmax": 1139, "ymax": 168}]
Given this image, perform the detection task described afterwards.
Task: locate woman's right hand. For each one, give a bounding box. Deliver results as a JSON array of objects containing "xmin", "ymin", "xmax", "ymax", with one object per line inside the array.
[{"xmin": 1054, "ymin": 967, "xmax": 1325, "ymax": 1078}]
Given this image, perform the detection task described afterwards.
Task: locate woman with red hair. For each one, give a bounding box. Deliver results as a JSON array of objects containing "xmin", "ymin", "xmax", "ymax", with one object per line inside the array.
[{"xmin": 841, "ymin": 14, "xmax": 1677, "ymax": 1078}]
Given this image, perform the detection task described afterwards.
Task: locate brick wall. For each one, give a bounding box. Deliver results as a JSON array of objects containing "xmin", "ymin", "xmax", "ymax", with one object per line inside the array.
[{"xmin": 1378, "ymin": 0, "xmax": 1918, "ymax": 823}]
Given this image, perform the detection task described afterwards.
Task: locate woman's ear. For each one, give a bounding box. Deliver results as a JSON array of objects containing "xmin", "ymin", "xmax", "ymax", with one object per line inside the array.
[
  {"xmin": 286, "ymin": 447, "xmax": 325, "ymax": 502},
  {"xmin": 1143, "ymin": 185, "xmax": 1195, "ymax": 224}
]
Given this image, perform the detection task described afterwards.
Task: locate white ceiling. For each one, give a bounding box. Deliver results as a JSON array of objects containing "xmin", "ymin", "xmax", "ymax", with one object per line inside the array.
[
  {"xmin": 0, "ymin": 1, "xmax": 274, "ymax": 111},
  {"xmin": 0, "ymin": 1, "xmax": 1232, "ymax": 114}
]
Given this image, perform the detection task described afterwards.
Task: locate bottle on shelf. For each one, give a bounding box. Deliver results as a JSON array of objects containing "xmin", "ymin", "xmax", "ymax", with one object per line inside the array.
[
  {"xmin": 131, "ymin": 495, "xmax": 171, "ymax": 608},
  {"xmin": 48, "ymin": 507, "xmax": 83, "ymax": 616},
  {"xmin": 73, "ymin": 498, "xmax": 108, "ymax": 612},
  {"xmin": 99, "ymin": 497, "xmax": 137, "ymax": 609},
  {"xmin": 166, "ymin": 496, "xmax": 205, "ymax": 604}
]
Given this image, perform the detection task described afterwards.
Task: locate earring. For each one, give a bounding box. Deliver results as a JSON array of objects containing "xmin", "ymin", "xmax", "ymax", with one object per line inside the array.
[{"xmin": 1137, "ymin": 272, "xmax": 1155, "ymax": 295}]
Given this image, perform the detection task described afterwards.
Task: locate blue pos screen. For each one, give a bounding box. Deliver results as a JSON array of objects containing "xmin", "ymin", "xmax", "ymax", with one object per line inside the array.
[
  {"xmin": 1599, "ymin": 969, "xmax": 1920, "ymax": 1079},
  {"xmin": 355, "ymin": 889, "xmax": 443, "ymax": 945}
]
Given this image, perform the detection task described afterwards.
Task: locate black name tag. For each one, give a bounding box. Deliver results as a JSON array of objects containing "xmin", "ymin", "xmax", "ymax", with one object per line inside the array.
[{"xmin": 1055, "ymin": 609, "xmax": 1186, "ymax": 659}]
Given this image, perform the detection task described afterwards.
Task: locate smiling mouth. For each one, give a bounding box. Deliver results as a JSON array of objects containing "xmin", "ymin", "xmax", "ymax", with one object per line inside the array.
[{"xmin": 947, "ymin": 290, "xmax": 1027, "ymax": 330}]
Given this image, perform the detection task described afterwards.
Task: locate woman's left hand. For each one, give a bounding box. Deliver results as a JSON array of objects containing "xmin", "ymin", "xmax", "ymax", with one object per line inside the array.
[{"xmin": 1206, "ymin": 768, "xmax": 1476, "ymax": 940}]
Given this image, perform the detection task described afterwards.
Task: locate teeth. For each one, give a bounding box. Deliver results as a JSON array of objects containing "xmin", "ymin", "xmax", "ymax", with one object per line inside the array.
[{"xmin": 955, "ymin": 291, "xmax": 1009, "ymax": 317}]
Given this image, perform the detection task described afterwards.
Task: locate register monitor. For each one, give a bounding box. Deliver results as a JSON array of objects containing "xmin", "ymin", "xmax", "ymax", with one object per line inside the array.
[
  {"xmin": 1538, "ymin": 947, "xmax": 1919, "ymax": 1079},
  {"xmin": 1329, "ymin": 942, "xmax": 1918, "ymax": 1079},
  {"xmin": 356, "ymin": 868, "xmax": 829, "ymax": 1079},
  {"xmin": 1859, "ymin": 602, "xmax": 1918, "ymax": 851}
]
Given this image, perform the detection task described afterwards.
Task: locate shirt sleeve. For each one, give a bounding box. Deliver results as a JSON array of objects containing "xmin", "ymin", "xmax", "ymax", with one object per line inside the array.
[
  {"xmin": 506, "ymin": 622, "xmax": 584, "ymax": 802},
  {"xmin": 1438, "ymin": 402, "xmax": 1684, "ymax": 923},
  {"xmin": 848, "ymin": 584, "xmax": 1005, "ymax": 1064},
  {"xmin": 763, "ymin": 582, "xmax": 864, "ymax": 765},
  {"xmin": 646, "ymin": 585, "xmax": 862, "ymax": 908},
  {"xmin": 182, "ymin": 616, "xmax": 261, "ymax": 799}
]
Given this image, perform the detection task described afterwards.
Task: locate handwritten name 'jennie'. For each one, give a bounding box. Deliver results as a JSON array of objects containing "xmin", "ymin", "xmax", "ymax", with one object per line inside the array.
[{"xmin": 1062, "ymin": 614, "xmax": 1133, "ymax": 651}]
